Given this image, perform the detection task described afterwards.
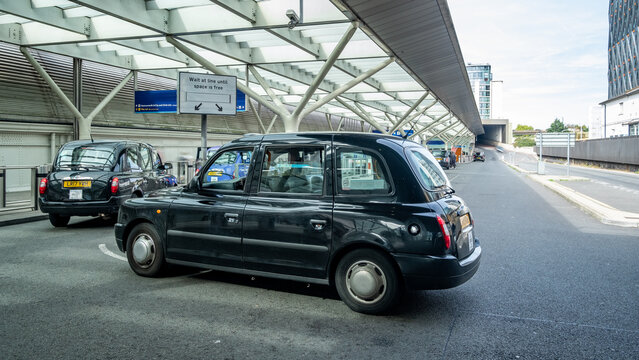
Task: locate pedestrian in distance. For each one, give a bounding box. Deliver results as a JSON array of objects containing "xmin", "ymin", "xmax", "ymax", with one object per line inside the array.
[{"xmin": 449, "ymin": 151, "xmax": 456, "ymax": 169}]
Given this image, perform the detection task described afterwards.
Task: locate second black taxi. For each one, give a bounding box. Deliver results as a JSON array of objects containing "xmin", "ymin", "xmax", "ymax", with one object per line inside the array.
[{"xmin": 115, "ymin": 133, "xmax": 481, "ymax": 314}]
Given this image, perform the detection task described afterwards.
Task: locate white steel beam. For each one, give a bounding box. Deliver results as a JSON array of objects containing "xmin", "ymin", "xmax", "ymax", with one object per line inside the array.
[
  {"xmin": 84, "ymin": 71, "xmax": 134, "ymax": 124},
  {"xmin": 336, "ymin": 98, "xmax": 386, "ymax": 133},
  {"xmin": 299, "ymin": 57, "xmax": 394, "ymax": 119},
  {"xmin": 410, "ymin": 112, "xmax": 450, "ymax": 139},
  {"xmin": 69, "ymin": 0, "xmax": 169, "ymax": 34},
  {"xmin": 248, "ymin": 65, "xmax": 289, "ymax": 115},
  {"xmin": 422, "ymin": 121, "xmax": 461, "ymax": 142},
  {"xmin": 209, "ymin": 0, "xmax": 257, "ymax": 23},
  {"xmin": 389, "ymin": 91, "xmax": 429, "ymax": 134},
  {"xmin": 1, "ymin": 0, "xmax": 90, "ymax": 35},
  {"xmin": 292, "ymin": 22, "xmax": 358, "ymax": 120}
]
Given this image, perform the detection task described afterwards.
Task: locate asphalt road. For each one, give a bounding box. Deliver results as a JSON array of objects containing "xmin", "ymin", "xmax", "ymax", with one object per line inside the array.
[{"xmin": 1, "ymin": 151, "xmax": 638, "ymax": 359}]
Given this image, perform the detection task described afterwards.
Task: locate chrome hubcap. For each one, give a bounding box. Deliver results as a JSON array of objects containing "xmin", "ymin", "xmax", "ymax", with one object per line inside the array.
[
  {"xmin": 345, "ymin": 261, "xmax": 387, "ymax": 304},
  {"xmin": 132, "ymin": 233, "xmax": 155, "ymax": 268}
]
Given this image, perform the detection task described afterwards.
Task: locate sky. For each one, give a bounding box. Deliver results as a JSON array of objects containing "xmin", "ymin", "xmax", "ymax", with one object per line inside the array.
[{"xmin": 447, "ymin": 0, "xmax": 609, "ymax": 130}]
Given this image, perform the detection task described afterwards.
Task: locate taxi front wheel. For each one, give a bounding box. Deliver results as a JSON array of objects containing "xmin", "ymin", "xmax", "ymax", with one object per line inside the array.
[
  {"xmin": 335, "ymin": 249, "xmax": 402, "ymax": 314},
  {"xmin": 126, "ymin": 223, "xmax": 167, "ymax": 277}
]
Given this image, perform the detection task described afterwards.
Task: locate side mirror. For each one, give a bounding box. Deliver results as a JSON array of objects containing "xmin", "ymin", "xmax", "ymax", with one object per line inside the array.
[{"xmin": 163, "ymin": 162, "xmax": 173, "ymax": 170}]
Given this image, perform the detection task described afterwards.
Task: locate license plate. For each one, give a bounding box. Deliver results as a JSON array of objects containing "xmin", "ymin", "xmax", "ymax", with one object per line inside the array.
[
  {"xmin": 63, "ymin": 180, "xmax": 91, "ymax": 188},
  {"xmin": 436, "ymin": 157, "xmax": 442, "ymax": 161},
  {"xmin": 460, "ymin": 213, "xmax": 471, "ymax": 229},
  {"xmin": 208, "ymin": 171, "xmax": 222, "ymax": 176},
  {"xmin": 69, "ymin": 189, "xmax": 82, "ymax": 200}
]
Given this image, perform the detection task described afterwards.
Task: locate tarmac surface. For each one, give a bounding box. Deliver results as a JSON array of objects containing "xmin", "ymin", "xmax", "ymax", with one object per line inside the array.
[{"xmin": 1, "ymin": 150, "xmax": 638, "ymax": 359}]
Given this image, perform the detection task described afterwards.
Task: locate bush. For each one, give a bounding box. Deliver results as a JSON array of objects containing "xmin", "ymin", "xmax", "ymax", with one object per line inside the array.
[{"xmin": 514, "ymin": 135, "xmax": 536, "ymax": 147}]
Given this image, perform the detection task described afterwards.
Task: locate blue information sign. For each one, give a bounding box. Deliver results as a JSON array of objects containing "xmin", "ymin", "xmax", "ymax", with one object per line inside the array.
[
  {"xmin": 236, "ymin": 90, "xmax": 246, "ymax": 112},
  {"xmin": 135, "ymin": 89, "xmax": 246, "ymax": 113},
  {"xmin": 134, "ymin": 90, "xmax": 177, "ymax": 113}
]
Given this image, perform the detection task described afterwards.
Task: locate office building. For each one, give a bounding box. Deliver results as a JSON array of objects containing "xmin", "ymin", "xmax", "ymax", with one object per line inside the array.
[{"xmin": 598, "ymin": 0, "xmax": 639, "ymax": 138}]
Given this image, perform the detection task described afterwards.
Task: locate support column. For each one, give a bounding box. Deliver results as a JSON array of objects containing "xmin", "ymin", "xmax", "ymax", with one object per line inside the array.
[
  {"xmin": 201, "ymin": 114, "xmax": 207, "ymax": 160},
  {"xmin": 73, "ymin": 58, "xmax": 82, "ymax": 140}
]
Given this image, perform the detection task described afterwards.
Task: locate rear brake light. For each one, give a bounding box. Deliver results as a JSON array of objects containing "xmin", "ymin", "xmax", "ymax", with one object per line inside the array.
[
  {"xmin": 39, "ymin": 178, "xmax": 47, "ymax": 195},
  {"xmin": 110, "ymin": 177, "xmax": 119, "ymax": 194},
  {"xmin": 436, "ymin": 215, "xmax": 451, "ymax": 249}
]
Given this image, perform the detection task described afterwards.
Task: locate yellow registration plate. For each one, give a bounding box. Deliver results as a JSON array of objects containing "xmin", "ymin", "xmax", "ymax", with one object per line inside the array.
[
  {"xmin": 208, "ymin": 171, "xmax": 222, "ymax": 176},
  {"xmin": 63, "ymin": 180, "xmax": 91, "ymax": 188},
  {"xmin": 460, "ymin": 213, "xmax": 471, "ymax": 229},
  {"xmin": 436, "ymin": 157, "xmax": 442, "ymax": 161}
]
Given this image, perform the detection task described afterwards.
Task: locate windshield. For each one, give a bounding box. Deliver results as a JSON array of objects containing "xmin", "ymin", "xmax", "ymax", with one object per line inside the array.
[
  {"xmin": 55, "ymin": 144, "xmax": 117, "ymax": 169},
  {"xmin": 431, "ymin": 150, "xmax": 446, "ymax": 157},
  {"xmin": 405, "ymin": 146, "xmax": 450, "ymax": 191}
]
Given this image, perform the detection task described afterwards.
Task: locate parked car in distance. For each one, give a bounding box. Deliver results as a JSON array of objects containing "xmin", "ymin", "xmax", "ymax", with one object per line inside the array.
[
  {"xmin": 39, "ymin": 139, "xmax": 173, "ymax": 227},
  {"xmin": 473, "ymin": 151, "xmax": 485, "ymax": 162},
  {"xmin": 115, "ymin": 133, "xmax": 481, "ymax": 314},
  {"xmin": 431, "ymin": 149, "xmax": 452, "ymax": 169}
]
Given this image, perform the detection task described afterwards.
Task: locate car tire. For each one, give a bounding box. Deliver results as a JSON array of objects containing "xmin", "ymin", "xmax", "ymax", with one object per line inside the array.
[
  {"xmin": 126, "ymin": 222, "xmax": 167, "ymax": 277},
  {"xmin": 49, "ymin": 213, "xmax": 70, "ymax": 227},
  {"xmin": 335, "ymin": 249, "xmax": 402, "ymax": 314}
]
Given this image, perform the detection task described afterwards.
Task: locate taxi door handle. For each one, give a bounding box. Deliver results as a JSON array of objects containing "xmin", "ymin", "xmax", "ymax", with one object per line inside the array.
[
  {"xmin": 225, "ymin": 213, "xmax": 240, "ymax": 224},
  {"xmin": 310, "ymin": 219, "xmax": 326, "ymax": 231}
]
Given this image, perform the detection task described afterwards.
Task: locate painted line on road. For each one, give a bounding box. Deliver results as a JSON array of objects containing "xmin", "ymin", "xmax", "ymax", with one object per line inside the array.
[
  {"xmin": 463, "ymin": 310, "xmax": 639, "ymax": 334},
  {"xmin": 99, "ymin": 243, "xmax": 126, "ymax": 262}
]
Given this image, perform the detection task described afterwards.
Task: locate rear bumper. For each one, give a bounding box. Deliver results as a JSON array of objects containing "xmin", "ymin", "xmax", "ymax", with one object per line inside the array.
[
  {"xmin": 393, "ymin": 241, "xmax": 481, "ymax": 290},
  {"xmin": 39, "ymin": 195, "xmax": 127, "ymax": 216}
]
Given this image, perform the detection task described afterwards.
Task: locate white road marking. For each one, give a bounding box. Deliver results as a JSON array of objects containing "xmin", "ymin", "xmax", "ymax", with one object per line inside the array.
[{"xmin": 99, "ymin": 243, "xmax": 126, "ymax": 262}]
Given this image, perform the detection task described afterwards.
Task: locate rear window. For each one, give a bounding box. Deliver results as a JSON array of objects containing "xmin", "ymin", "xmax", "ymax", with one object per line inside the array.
[
  {"xmin": 55, "ymin": 144, "xmax": 117, "ymax": 169},
  {"xmin": 405, "ymin": 147, "xmax": 450, "ymax": 191}
]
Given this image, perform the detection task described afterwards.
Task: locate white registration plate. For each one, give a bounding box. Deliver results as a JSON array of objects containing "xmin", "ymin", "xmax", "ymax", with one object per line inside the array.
[{"xmin": 69, "ymin": 189, "xmax": 82, "ymax": 200}]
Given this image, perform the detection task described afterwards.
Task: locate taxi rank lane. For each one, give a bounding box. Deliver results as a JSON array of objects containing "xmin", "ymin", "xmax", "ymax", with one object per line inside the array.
[{"xmin": 1, "ymin": 149, "xmax": 638, "ymax": 359}]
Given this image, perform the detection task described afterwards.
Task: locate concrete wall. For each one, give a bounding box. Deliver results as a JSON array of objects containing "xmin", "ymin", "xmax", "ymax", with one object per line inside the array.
[{"xmin": 535, "ymin": 136, "xmax": 639, "ymax": 166}]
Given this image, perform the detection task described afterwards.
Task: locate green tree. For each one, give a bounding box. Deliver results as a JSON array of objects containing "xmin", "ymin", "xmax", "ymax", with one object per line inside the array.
[
  {"xmin": 515, "ymin": 124, "xmax": 534, "ymax": 131},
  {"xmin": 547, "ymin": 118, "xmax": 566, "ymax": 132}
]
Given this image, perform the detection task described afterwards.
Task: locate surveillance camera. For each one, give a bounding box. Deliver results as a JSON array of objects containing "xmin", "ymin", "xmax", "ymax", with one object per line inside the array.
[{"xmin": 286, "ymin": 9, "xmax": 300, "ymax": 29}]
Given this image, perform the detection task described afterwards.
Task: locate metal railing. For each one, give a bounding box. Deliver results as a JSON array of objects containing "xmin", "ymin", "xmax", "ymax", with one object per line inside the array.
[{"xmin": 0, "ymin": 165, "xmax": 49, "ymax": 213}]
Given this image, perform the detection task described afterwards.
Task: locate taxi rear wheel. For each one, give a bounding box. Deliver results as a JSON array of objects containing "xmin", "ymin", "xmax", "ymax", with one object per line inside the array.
[
  {"xmin": 335, "ymin": 249, "xmax": 402, "ymax": 314},
  {"xmin": 126, "ymin": 223, "xmax": 167, "ymax": 277},
  {"xmin": 49, "ymin": 214, "xmax": 70, "ymax": 227}
]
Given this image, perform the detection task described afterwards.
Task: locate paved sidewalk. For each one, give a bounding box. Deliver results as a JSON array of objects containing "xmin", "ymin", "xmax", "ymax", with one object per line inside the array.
[
  {"xmin": 504, "ymin": 161, "xmax": 639, "ymax": 228},
  {"xmin": 0, "ymin": 209, "xmax": 47, "ymax": 227}
]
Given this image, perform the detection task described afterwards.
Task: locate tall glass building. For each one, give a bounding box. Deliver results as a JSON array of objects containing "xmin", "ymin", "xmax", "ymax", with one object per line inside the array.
[
  {"xmin": 466, "ymin": 64, "xmax": 492, "ymax": 119},
  {"xmin": 608, "ymin": 0, "xmax": 639, "ymax": 99}
]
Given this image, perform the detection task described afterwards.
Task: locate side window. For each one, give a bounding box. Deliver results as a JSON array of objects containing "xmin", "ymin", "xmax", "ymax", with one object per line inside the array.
[
  {"xmin": 127, "ymin": 147, "xmax": 142, "ymax": 172},
  {"xmin": 259, "ymin": 146, "xmax": 324, "ymax": 194},
  {"xmin": 152, "ymin": 149, "xmax": 162, "ymax": 169},
  {"xmin": 113, "ymin": 151, "xmax": 126, "ymax": 172},
  {"xmin": 336, "ymin": 149, "xmax": 391, "ymax": 195},
  {"xmin": 139, "ymin": 145, "xmax": 152, "ymax": 171},
  {"xmin": 202, "ymin": 148, "xmax": 253, "ymax": 191}
]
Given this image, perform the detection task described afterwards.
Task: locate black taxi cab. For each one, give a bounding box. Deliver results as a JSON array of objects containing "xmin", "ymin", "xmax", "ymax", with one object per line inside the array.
[
  {"xmin": 115, "ymin": 133, "xmax": 481, "ymax": 314},
  {"xmin": 39, "ymin": 139, "xmax": 172, "ymax": 227}
]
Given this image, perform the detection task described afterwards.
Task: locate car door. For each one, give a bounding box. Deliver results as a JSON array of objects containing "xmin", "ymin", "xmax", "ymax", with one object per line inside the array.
[
  {"xmin": 138, "ymin": 144, "xmax": 157, "ymax": 191},
  {"xmin": 165, "ymin": 147, "xmax": 255, "ymax": 268},
  {"xmin": 242, "ymin": 138, "xmax": 333, "ymax": 279},
  {"xmin": 112, "ymin": 145, "xmax": 142, "ymax": 197}
]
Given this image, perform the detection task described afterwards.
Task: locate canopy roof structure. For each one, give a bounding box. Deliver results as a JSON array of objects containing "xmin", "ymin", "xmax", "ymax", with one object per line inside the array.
[{"xmin": 0, "ymin": 0, "xmax": 483, "ymax": 141}]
